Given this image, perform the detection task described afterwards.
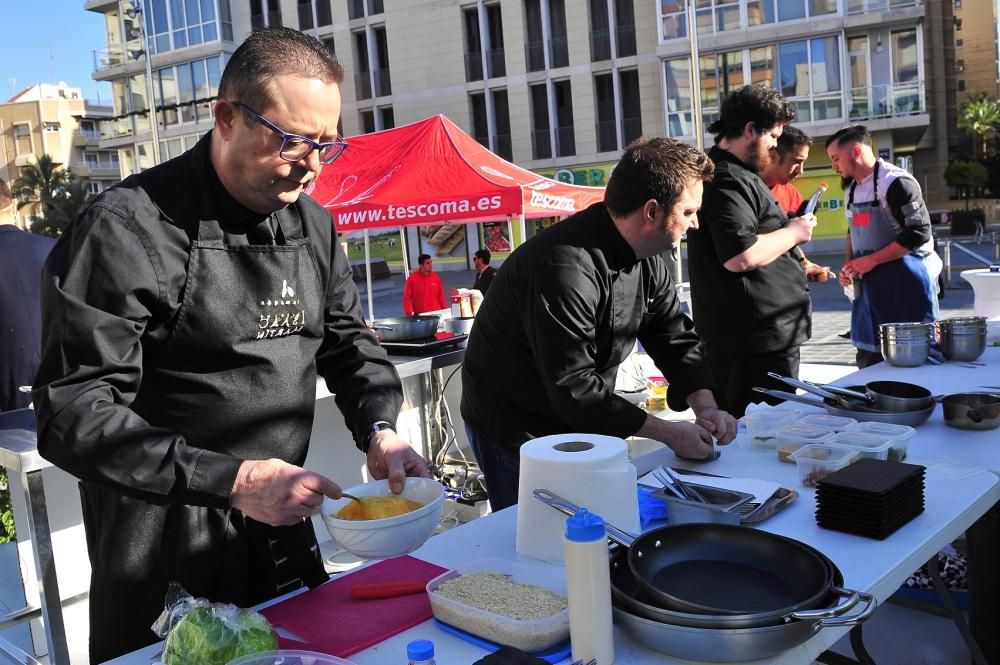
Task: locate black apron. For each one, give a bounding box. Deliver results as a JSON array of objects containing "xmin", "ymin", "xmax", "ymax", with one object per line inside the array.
[
  {"xmin": 82, "ymin": 208, "xmax": 331, "ymax": 662},
  {"xmin": 847, "ymin": 162, "xmax": 937, "ymax": 352}
]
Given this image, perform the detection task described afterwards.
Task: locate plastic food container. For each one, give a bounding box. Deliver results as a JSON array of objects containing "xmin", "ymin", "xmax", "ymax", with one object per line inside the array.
[
  {"xmin": 774, "ymin": 424, "xmax": 835, "ymax": 463},
  {"xmin": 828, "ymin": 431, "xmax": 894, "ymax": 461},
  {"xmin": 789, "ymin": 444, "xmax": 858, "ymax": 488},
  {"xmin": 426, "ymin": 558, "xmax": 570, "ymax": 653},
  {"xmin": 742, "ymin": 409, "xmax": 802, "ymax": 449},
  {"xmin": 227, "ymin": 651, "xmax": 355, "ymax": 665},
  {"xmin": 845, "ymin": 421, "xmax": 916, "ymax": 462},
  {"xmin": 797, "ymin": 413, "xmax": 859, "ymax": 432}
]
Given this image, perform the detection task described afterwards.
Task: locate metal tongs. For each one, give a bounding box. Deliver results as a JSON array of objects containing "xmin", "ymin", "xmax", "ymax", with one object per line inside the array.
[{"xmin": 652, "ymin": 466, "xmax": 710, "ymax": 504}]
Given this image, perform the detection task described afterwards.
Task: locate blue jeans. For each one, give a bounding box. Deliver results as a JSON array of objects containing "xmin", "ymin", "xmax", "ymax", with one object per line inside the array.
[{"xmin": 465, "ymin": 426, "xmax": 528, "ymax": 512}]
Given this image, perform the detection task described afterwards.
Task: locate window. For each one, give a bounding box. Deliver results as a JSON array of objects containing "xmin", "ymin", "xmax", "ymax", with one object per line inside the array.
[
  {"xmin": 360, "ymin": 110, "xmax": 375, "ymax": 133},
  {"xmin": 594, "ymin": 73, "xmax": 616, "ymax": 152},
  {"xmin": 549, "ymin": 0, "xmax": 569, "ymax": 67},
  {"xmin": 44, "ymin": 122, "xmax": 61, "ymax": 132},
  {"xmin": 251, "ymin": 0, "xmax": 281, "ymax": 29},
  {"xmin": 530, "ymin": 84, "xmax": 551, "ymax": 159},
  {"xmin": 156, "ymin": 56, "xmax": 222, "ymax": 127},
  {"xmin": 614, "ymin": 0, "xmax": 636, "ymax": 57},
  {"xmin": 485, "ymin": 4, "xmax": 506, "ymax": 77},
  {"xmin": 524, "ymin": 0, "xmax": 545, "ymax": 71},
  {"xmin": 891, "ymin": 29, "xmax": 921, "ymax": 113},
  {"xmin": 701, "ymin": 50, "xmax": 745, "ymax": 121},
  {"xmin": 464, "ymin": 8, "xmax": 483, "ymax": 81},
  {"xmin": 591, "ymin": 0, "xmax": 612, "ymax": 59},
  {"xmin": 354, "ymin": 31, "xmax": 372, "ymax": 99},
  {"xmin": 958, "ymin": 79, "xmax": 965, "ymax": 92},
  {"xmin": 322, "ymin": 36, "xmax": 335, "ymax": 55},
  {"xmin": 372, "ymin": 27, "xmax": 391, "ymax": 96},
  {"xmin": 664, "ymin": 58, "xmax": 694, "ymax": 137},
  {"xmin": 954, "ymin": 18, "xmax": 962, "ymax": 30},
  {"xmin": 470, "ymin": 93, "xmax": 489, "ymax": 146},
  {"xmin": 298, "ymin": 0, "xmax": 313, "ymax": 30},
  {"xmin": 620, "ymin": 69, "xmax": 642, "ymax": 147},
  {"xmin": 553, "ymin": 80, "xmax": 575, "ymax": 157},
  {"xmin": 316, "ymin": 0, "xmax": 332, "ymax": 26},
  {"xmin": 379, "ymin": 106, "xmax": 394, "ymax": 129},
  {"xmin": 492, "ymin": 89, "xmax": 512, "ymax": 160},
  {"xmin": 955, "ymin": 38, "xmax": 963, "ymax": 49},
  {"xmin": 778, "ymin": 36, "xmax": 841, "ymax": 121},
  {"xmin": 13, "ymin": 124, "xmax": 30, "ymax": 137},
  {"xmin": 956, "ymin": 59, "xmax": 965, "ymax": 72}
]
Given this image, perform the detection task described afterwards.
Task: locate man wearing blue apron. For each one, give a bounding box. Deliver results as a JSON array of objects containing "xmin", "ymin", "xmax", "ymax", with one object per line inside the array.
[
  {"xmin": 33, "ymin": 29, "xmax": 428, "ymax": 661},
  {"xmin": 826, "ymin": 125, "xmax": 941, "ymax": 368}
]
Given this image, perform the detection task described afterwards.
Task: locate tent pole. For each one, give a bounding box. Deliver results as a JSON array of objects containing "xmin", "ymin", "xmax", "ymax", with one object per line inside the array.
[
  {"xmin": 364, "ymin": 229, "xmax": 375, "ymax": 322},
  {"xmin": 518, "ymin": 201, "xmax": 527, "ymax": 247},
  {"xmin": 400, "ymin": 227, "xmax": 410, "ymax": 277}
]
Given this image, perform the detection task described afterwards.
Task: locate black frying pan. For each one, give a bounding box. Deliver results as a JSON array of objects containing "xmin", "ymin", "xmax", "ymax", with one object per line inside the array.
[
  {"xmin": 608, "ymin": 546, "xmax": 861, "ymax": 628},
  {"xmin": 534, "ymin": 490, "xmax": 835, "ymax": 616}
]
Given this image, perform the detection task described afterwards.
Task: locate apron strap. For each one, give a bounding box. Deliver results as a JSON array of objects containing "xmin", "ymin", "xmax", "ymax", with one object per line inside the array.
[{"xmin": 847, "ymin": 160, "xmax": 879, "ymax": 209}]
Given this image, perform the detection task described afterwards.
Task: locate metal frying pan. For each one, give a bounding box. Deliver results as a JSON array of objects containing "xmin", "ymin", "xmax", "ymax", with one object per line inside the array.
[
  {"xmin": 754, "ymin": 388, "xmax": 936, "ymax": 427},
  {"xmin": 821, "ymin": 381, "xmax": 935, "ymax": 413},
  {"xmin": 369, "ymin": 315, "xmax": 440, "ymax": 341},
  {"xmin": 766, "ymin": 373, "xmax": 879, "ymax": 412},
  {"xmin": 534, "ymin": 490, "xmax": 836, "ymax": 617}
]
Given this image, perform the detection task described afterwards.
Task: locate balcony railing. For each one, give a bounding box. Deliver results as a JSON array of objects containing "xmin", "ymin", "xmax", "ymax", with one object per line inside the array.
[
  {"xmin": 355, "ymin": 72, "xmax": 372, "ymax": 100},
  {"xmin": 555, "ymin": 126, "xmax": 575, "ymax": 157},
  {"xmin": 590, "ymin": 30, "xmax": 611, "ymax": 62},
  {"xmin": 847, "ymin": 82, "xmax": 925, "ymax": 120},
  {"xmin": 622, "ymin": 116, "xmax": 642, "ymax": 147},
  {"xmin": 493, "ymin": 133, "xmax": 513, "ymax": 161},
  {"xmin": 92, "ymin": 47, "xmax": 128, "ymax": 73},
  {"xmin": 596, "ymin": 120, "xmax": 618, "ymax": 153},
  {"xmin": 486, "ymin": 48, "xmax": 506, "ymax": 78},
  {"xmin": 845, "ymin": 0, "xmax": 921, "ymax": 14},
  {"xmin": 525, "ymin": 40, "xmax": 546, "ymax": 72},
  {"xmin": 616, "ymin": 24, "xmax": 637, "ymax": 57},
  {"xmin": 549, "ymin": 36, "xmax": 569, "ymax": 68},
  {"xmin": 348, "ymin": 0, "xmax": 364, "ymax": 19},
  {"xmin": 465, "ymin": 52, "xmax": 484, "ymax": 82},
  {"xmin": 532, "ymin": 129, "xmax": 552, "ymax": 160},
  {"xmin": 373, "ymin": 68, "xmax": 392, "ymax": 97}
]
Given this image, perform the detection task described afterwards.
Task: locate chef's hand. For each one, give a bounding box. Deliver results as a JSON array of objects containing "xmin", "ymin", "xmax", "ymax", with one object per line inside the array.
[
  {"xmin": 838, "ymin": 265, "xmax": 853, "ymax": 287},
  {"xmin": 786, "ymin": 213, "xmax": 817, "ymax": 244},
  {"xmin": 366, "ymin": 430, "xmax": 430, "ymax": 495},
  {"xmin": 230, "ymin": 458, "xmax": 339, "ymax": 527},
  {"xmin": 687, "ymin": 389, "xmax": 737, "ymax": 445},
  {"xmin": 842, "ymin": 255, "xmax": 878, "ymax": 281},
  {"xmin": 637, "ymin": 417, "xmax": 715, "ymax": 460}
]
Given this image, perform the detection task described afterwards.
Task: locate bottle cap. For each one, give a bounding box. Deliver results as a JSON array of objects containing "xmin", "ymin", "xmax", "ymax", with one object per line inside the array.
[
  {"xmin": 565, "ymin": 509, "xmax": 607, "ymax": 542},
  {"xmin": 407, "ymin": 639, "xmax": 434, "ymax": 661}
]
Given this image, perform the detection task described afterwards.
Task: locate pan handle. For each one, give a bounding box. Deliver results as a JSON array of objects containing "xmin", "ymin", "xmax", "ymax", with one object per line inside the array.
[
  {"xmin": 766, "ymin": 373, "xmax": 839, "ymax": 401},
  {"xmin": 818, "ymin": 384, "xmax": 873, "ymax": 402},
  {"xmin": 807, "ymin": 591, "xmax": 878, "ymax": 634},
  {"xmin": 787, "ymin": 587, "xmax": 859, "ymax": 620},
  {"xmin": 752, "ymin": 387, "xmax": 826, "ymax": 409},
  {"xmin": 369, "ymin": 324, "xmax": 396, "ymax": 331},
  {"xmin": 532, "ymin": 489, "xmax": 636, "ymax": 548}
]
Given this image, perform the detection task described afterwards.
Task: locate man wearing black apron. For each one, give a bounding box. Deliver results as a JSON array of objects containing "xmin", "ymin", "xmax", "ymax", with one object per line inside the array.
[
  {"xmin": 825, "ymin": 125, "xmax": 941, "ymax": 368},
  {"xmin": 32, "ymin": 28, "xmax": 428, "ymax": 662}
]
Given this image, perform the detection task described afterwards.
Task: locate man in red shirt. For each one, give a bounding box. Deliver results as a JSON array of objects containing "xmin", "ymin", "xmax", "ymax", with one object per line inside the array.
[
  {"xmin": 760, "ymin": 126, "xmax": 833, "ymax": 282},
  {"xmin": 403, "ymin": 254, "xmax": 447, "ymax": 315}
]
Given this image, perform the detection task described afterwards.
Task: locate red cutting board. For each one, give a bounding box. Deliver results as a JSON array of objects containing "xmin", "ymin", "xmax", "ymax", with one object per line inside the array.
[{"xmin": 260, "ymin": 556, "xmax": 448, "ymax": 657}]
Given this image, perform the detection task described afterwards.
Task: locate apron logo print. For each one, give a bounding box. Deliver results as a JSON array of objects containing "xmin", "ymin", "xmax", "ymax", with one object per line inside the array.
[{"xmin": 256, "ymin": 279, "xmax": 305, "ymax": 339}]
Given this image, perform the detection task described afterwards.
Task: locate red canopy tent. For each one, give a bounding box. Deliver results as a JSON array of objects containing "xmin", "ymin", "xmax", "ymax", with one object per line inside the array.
[{"xmin": 308, "ymin": 114, "xmax": 605, "ymax": 231}]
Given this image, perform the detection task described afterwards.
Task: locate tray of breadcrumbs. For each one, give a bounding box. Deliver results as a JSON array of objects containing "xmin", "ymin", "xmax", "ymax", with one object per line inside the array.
[{"xmin": 426, "ymin": 557, "xmax": 570, "ymax": 652}]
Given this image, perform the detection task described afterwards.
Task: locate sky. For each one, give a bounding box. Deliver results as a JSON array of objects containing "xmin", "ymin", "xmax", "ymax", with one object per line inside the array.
[{"xmin": 2, "ymin": 1, "xmax": 111, "ymax": 104}]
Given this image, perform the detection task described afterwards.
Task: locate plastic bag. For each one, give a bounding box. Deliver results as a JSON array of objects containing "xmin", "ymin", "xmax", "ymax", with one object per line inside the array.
[{"xmin": 152, "ymin": 582, "xmax": 279, "ymax": 665}]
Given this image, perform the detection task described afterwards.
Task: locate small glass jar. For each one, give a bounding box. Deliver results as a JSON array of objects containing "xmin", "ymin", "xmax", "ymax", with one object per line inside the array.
[{"xmin": 646, "ymin": 376, "xmax": 668, "ymax": 397}]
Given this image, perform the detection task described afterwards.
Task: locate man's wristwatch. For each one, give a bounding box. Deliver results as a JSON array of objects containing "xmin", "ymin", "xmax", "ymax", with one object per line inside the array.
[{"xmin": 364, "ymin": 421, "xmax": 395, "ymax": 452}]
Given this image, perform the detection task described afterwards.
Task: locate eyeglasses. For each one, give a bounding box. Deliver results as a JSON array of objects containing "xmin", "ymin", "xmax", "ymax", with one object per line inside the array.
[{"xmin": 232, "ymin": 101, "xmax": 348, "ymax": 165}]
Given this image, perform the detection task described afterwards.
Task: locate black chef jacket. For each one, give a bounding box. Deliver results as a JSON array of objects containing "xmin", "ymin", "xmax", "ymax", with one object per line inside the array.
[
  {"xmin": 687, "ymin": 146, "xmax": 811, "ymax": 354},
  {"xmin": 461, "ymin": 203, "xmax": 714, "ymax": 440}
]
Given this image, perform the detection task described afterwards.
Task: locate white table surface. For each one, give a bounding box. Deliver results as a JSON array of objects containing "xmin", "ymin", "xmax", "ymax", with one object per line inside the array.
[{"xmin": 109, "ymin": 438, "xmax": 1000, "ymax": 665}]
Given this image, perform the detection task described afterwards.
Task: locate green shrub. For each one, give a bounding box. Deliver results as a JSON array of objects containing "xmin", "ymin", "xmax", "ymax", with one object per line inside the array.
[
  {"xmin": 0, "ymin": 469, "xmax": 15, "ymax": 544},
  {"xmin": 950, "ymin": 208, "xmax": 986, "ymax": 236}
]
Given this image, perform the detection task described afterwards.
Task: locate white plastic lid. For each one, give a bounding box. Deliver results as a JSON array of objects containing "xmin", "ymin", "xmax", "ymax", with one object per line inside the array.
[
  {"xmin": 775, "ymin": 424, "xmax": 835, "ymax": 443},
  {"xmin": 797, "ymin": 414, "xmax": 858, "ymax": 431},
  {"xmin": 743, "ymin": 408, "xmax": 796, "ymax": 424},
  {"xmin": 846, "ymin": 421, "xmax": 916, "ymax": 440},
  {"xmin": 829, "ymin": 431, "xmax": 893, "ymax": 451},
  {"xmin": 789, "ymin": 443, "xmax": 858, "ymax": 464}
]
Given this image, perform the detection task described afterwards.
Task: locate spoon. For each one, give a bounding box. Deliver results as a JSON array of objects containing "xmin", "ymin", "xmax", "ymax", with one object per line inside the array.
[{"xmin": 341, "ymin": 492, "xmax": 363, "ymax": 503}]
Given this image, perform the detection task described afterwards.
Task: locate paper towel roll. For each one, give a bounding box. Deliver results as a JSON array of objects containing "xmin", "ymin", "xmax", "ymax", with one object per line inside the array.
[{"xmin": 516, "ymin": 433, "xmax": 640, "ymax": 563}]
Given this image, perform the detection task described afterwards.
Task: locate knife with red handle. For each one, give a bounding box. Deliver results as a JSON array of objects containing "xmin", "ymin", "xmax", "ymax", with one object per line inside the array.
[{"xmin": 349, "ymin": 581, "xmax": 428, "ymax": 600}]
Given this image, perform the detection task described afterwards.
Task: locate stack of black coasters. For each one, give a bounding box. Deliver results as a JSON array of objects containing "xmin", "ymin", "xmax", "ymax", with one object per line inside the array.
[{"xmin": 815, "ymin": 458, "xmax": 926, "ymax": 540}]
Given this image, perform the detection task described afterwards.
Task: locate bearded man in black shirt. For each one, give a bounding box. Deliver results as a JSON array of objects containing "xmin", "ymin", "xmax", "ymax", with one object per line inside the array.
[
  {"xmin": 687, "ymin": 85, "xmax": 816, "ymax": 417},
  {"xmin": 461, "ymin": 138, "xmax": 736, "ymax": 511}
]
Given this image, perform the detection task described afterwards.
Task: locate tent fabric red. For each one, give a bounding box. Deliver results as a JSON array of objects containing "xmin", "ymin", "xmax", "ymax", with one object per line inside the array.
[{"xmin": 307, "ymin": 114, "xmax": 606, "ymax": 231}]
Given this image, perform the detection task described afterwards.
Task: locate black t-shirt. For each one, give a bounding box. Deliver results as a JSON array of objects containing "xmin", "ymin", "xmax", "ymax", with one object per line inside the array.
[{"xmin": 686, "ymin": 146, "xmax": 811, "ymax": 354}]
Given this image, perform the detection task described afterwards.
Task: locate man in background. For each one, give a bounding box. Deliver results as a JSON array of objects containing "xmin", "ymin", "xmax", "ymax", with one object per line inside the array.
[
  {"xmin": 472, "ymin": 248, "xmax": 498, "ymax": 294},
  {"xmin": 826, "ymin": 125, "xmax": 941, "ymax": 368},
  {"xmin": 462, "ymin": 138, "xmax": 736, "ymax": 511},
  {"xmin": 686, "ymin": 85, "xmax": 815, "ymax": 417},
  {"xmin": 759, "ymin": 125, "xmax": 834, "ymax": 283},
  {"xmin": 0, "ymin": 180, "xmax": 55, "ymax": 412},
  {"xmin": 403, "ymin": 254, "xmax": 447, "ymax": 315}
]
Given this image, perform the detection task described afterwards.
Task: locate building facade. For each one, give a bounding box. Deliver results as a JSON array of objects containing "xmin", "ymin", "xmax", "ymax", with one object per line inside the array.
[
  {"xmin": 86, "ymin": 0, "xmax": 998, "ymax": 214},
  {"xmin": 0, "ymin": 82, "xmax": 119, "ymax": 229}
]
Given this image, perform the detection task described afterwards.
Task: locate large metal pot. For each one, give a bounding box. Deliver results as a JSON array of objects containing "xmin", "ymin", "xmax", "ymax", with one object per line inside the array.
[
  {"xmin": 755, "ymin": 388, "xmax": 936, "ymax": 427},
  {"xmin": 534, "ymin": 491, "xmax": 837, "ymax": 617},
  {"xmin": 941, "ymin": 392, "xmax": 1000, "ymax": 431},
  {"xmin": 369, "ymin": 315, "xmax": 440, "ymax": 342},
  {"xmin": 613, "ymin": 597, "xmax": 876, "ymax": 663}
]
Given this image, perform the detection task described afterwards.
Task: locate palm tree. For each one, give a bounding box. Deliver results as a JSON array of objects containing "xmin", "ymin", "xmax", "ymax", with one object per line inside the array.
[
  {"xmin": 29, "ymin": 177, "xmax": 94, "ymax": 237},
  {"xmin": 10, "ymin": 154, "xmax": 69, "ymax": 214},
  {"xmin": 958, "ymin": 94, "xmax": 1000, "ymax": 160}
]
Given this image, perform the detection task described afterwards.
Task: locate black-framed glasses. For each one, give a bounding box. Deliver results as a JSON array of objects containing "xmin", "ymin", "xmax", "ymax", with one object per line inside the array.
[{"xmin": 232, "ymin": 101, "xmax": 348, "ymax": 165}]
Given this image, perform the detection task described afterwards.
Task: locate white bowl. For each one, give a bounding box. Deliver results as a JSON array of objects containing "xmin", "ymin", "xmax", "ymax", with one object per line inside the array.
[{"xmin": 320, "ymin": 477, "xmax": 444, "ymax": 559}]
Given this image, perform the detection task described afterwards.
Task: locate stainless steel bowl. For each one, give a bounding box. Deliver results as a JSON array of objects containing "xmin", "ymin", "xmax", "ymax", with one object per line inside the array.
[
  {"xmin": 880, "ymin": 338, "xmax": 930, "ymax": 367},
  {"xmin": 880, "ymin": 322, "xmax": 934, "ymax": 341},
  {"xmin": 939, "ymin": 329, "xmax": 986, "ymax": 361}
]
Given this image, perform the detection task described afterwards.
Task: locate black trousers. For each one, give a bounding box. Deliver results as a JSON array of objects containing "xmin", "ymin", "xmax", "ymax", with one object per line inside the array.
[
  {"xmin": 706, "ymin": 346, "xmax": 801, "ymax": 418},
  {"xmin": 855, "ymin": 348, "xmax": 884, "ymax": 369}
]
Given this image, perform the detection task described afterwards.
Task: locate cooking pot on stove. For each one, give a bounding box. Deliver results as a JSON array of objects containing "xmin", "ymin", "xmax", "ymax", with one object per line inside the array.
[{"xmin": 369, "ymin": 315, "xmax": 440, "ymax": 342}]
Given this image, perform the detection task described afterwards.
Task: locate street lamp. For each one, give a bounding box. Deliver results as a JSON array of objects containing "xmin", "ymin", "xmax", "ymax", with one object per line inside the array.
[{"xmin": 124, "ymin": 0, "xmax": 161, "ymax": 166}]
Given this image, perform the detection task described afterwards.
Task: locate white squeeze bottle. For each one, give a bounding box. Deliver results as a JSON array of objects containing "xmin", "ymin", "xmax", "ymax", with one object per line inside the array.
[{"xmin": 564, "ymin": 509, "xmax": 615, "ymax": 665}]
